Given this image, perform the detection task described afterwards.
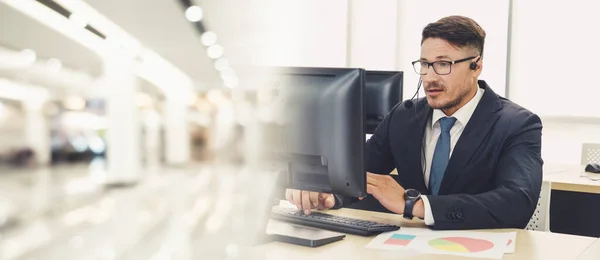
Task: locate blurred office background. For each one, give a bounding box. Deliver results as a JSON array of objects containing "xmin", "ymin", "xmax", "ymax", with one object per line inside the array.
[{"xmin": 0, "ymin": 0, "xmax": 599, "ymax": 259}]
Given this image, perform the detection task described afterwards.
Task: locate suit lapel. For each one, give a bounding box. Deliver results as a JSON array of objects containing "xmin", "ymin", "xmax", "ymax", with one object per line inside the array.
[
  {"xmin": 438, "ymin": 81, "xmax": 503, "ymax": 195},
  {"xmin": 405, "ymin": 98, "xmax": 432, "ymax": 193}
]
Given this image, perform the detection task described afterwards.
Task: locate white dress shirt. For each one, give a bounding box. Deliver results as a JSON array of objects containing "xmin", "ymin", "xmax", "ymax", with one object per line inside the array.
[{"xmin": 421, "ymin": 85, "xmax": 485, "ymax": 226}]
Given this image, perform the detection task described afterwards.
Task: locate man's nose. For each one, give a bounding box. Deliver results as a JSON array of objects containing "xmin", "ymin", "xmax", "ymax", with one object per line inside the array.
[{"xmin": 421, "ymin": 67, "xmax": 439, "ymax": 83}]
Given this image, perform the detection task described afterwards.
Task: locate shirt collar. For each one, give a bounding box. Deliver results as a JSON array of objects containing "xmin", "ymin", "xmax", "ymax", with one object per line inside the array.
[{"xmin": 431, "ymin": 83, "xmax": 485, "ymax": 128}]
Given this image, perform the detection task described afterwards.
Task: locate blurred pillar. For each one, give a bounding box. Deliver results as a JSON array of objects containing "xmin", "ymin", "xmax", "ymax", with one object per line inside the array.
[
  {"xmin": 100, "ymin": 55, "xmax": 140, "ymax": 183},
  {"xmin": 164, "ymin": 94, "xmax": 190, "ymax": 165},
  {"xmin": 23, "ymin": 99, "xmax": 50, "ymax": 165},
  {"xmin": 142, "ymin": 110, "xmax": 161, "ymax": 167}
]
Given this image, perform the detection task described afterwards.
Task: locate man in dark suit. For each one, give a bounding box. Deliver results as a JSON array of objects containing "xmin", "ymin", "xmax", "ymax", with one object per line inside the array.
[{"xmin": 286, "ymin": 15, "xmax": 543, "ymax": 230}]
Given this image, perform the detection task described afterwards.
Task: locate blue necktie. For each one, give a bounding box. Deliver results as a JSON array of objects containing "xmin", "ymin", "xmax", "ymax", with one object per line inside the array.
[{"xmin": 429, "ymin": 117, "xmax": 457, "ymax": 195}]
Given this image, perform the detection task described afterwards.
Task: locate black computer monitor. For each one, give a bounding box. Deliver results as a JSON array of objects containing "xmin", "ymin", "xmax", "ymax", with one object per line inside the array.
[
  {"xmin": 364, "ymin": 71, "xmax": 403, "ymax": 134},
  {"xmin": 262, "ymin": 66, "xmax": 366, "ymax": 198}
]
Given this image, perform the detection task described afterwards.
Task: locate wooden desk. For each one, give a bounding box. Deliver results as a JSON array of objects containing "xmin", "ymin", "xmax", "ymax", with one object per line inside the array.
[
  {"xmin": 578, "ymin": 238, "xmax": 600, "ymax": 260},
  {"xmin": 256, "ymin": 207, "xmax": 596, "ymax": 260},
  {"xmin": 544, "ymin": 164, "xmax": 600, "ymax": 194}
]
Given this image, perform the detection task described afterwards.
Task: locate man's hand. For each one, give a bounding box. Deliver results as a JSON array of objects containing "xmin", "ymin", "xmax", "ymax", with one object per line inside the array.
[
  {"xmin": 285, "ymin": 189, "xmax": 336, "ymax": 215},
  {"xmin": 367, "ymin": 173, "xmax": 406, "ymax": 214}
]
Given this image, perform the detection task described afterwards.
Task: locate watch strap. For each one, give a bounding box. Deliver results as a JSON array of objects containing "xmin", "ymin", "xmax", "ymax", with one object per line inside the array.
[{"xmin": 404, "ymin": 199, "xmax": 416, "ymax": 219}]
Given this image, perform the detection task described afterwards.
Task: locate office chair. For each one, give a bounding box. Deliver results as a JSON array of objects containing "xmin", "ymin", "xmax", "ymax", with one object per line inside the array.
[
  {"xmin": 581, "ymin": 143, "xmax": 600, "ymax": 165},
  {"xmin": 526, "ymin": 181, "xmax": 552, "ymax": 232}
]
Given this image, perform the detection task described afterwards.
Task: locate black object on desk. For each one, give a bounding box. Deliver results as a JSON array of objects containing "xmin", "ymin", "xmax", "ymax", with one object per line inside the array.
[
  {"xmin": 364, "ymin": 70, "xmax": 403, "ymax": 134},
  {"xmin": 266, "ymin": 219, "xmax": 346, "ymax": 247},
  {"xmin": 271, "ymin": 207, "xmax": 400, "ymax": 237},
  {"xmin": 585, "ymin": 163, "xmax": 600, "ymax": 173}
]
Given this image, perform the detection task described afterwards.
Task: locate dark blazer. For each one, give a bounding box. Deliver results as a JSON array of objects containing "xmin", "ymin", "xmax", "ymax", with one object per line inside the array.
[{"xmin": 337, "ymin": 80, "xmax": 543, "ymax": 230}]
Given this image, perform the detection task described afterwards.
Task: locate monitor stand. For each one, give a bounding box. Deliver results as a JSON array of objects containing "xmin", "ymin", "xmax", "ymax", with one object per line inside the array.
[{"xmin": 250, "ymin": 169, "xmax": 346, "ymax": 248}]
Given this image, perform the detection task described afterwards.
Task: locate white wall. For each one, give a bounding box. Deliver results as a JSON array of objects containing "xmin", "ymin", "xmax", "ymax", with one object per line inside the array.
[
  {"xmin": 262, "ymin": 0, "xmax": 349, "ymax": 67},
  {"xmin": 508, "ymin": 1, "xmax": 600, "ymax": 164},
  {"xmin": 254, "ymin": 1, "xmax": 600, "ymax": 167},
  {"xmin": 347, "ymin": 0, "xmax": 398, "ymax": 70},
  {"xmin": 261, "ymin": 0, "xmax": 510, "ymax": 100},
  {"xmin": 509, "ymin": 0, "xmax": 600, "ymax": 118},
  {"xmin": 540, "ymin": 118, "xmax": 600, "ymax": 165}
]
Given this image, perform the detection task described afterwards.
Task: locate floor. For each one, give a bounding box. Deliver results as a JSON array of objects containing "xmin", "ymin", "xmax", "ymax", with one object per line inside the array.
[{"xmin": 0, "ymin": 161, "xmax": 279, "ymax": 260}]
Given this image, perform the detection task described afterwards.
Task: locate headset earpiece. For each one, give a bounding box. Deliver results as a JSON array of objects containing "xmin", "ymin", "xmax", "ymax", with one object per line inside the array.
[{"xmin": 470, "ymin": 56, "xmax": 481, "ymax": 70}]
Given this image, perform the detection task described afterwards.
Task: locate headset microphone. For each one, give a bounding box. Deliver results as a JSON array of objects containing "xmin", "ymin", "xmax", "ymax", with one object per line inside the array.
[
  {"xmin": 403, "ymin": 77, "xmax": 422, "ymax": 108},
  {"xmin": 404, "ymin": 76, "xmax": 426, "ymax": 178}
]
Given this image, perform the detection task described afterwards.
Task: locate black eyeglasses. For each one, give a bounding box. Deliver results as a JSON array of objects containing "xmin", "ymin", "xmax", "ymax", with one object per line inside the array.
[{"xmin": 412, "ymin": 56, "xmax": 478, "ymax": 75}]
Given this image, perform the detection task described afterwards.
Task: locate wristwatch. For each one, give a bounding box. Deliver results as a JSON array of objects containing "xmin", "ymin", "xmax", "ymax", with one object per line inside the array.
[{"xmin": 403, "ymin": 189, "xmax": 422, "ymax": 220}]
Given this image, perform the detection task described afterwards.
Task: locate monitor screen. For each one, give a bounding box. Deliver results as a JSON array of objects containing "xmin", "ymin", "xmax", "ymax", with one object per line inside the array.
[
  {"xmin": 261, "ymin": 67, "xmax": 366, "ymax": 198},
  {"xmin": 364, "ymin": 71, "xmax": 403, "ymax": 134}
]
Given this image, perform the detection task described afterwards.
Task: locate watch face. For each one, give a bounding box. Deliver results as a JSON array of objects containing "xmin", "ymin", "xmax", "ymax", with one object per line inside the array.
[{"xmin": 405, "ymin": 189, "xmax": 421, "ymax": 200}]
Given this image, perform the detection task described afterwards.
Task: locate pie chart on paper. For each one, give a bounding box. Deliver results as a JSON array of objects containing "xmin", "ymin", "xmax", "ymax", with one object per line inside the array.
[{"xmin": 428, "ymin": 237, "xmax": 494, "ymax": 253}]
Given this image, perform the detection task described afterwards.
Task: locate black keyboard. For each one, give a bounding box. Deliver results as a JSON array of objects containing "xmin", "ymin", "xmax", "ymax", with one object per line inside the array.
[{"xmin": 270, "ymin": 207, "xmax": 400, "ymax": 236}]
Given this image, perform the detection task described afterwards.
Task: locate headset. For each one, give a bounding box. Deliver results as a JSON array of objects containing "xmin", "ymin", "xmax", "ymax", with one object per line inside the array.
[
  {"xmin": 470, "ymin": 57, "xmax": 480, "ymax": 70},
  {"xmin": 405, "ymin": 56, "xmax": 479, "ymax": 109}
]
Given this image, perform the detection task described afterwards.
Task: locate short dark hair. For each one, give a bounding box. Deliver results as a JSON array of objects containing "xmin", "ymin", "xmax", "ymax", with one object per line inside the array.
[{"xmin": 421, "ymin": 15, "xmax": 486, "ymax": 57}]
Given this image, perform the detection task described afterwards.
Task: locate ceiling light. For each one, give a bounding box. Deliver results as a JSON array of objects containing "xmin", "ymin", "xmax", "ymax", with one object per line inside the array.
[
  {"xmin": 207, "ymin": 44, "xmax": 224, "ymax": 59},
  {"xmin": 185, "ymin": 6, "xmax": 203, "ymax": 22},
  {"xmin": 201, "ymin": 31, "xmax": 217, "ymax": 46},
  {"xmin": 222, "ymin": 71, "xmax": 239, "ymax": 88},
  {"xmin": 214, "ymin": 58, "xmax": 229, "ymax": 72},
  {"xmin": 220, "ymin": 70, "xmax": 236, "ymax": 81},
  {"xmin": 0, "ymin": 79, "xmax": 49, "ymax": 102},
  {"xmin": 69, "ymin": 13, "xmax": 88, "ymax": 28},
  {"xmin": 224, "ymin": 78, "xmax": 239, "ymax": 89}
]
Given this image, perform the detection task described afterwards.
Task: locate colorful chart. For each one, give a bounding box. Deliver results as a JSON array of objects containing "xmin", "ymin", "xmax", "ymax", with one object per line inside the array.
[
  {"xmin": 428, "ymin": 237, "xmax": 494, "ymax": 253},
  {"xmin": 384, "ymin": 234, "xmax": 416, "ymax": 246}
]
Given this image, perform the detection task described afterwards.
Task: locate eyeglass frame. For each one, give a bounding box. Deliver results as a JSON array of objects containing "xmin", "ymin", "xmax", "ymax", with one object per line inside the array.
[{"xmin": 411, "ymin": 56, "xmax": 479, "ymax": 75}]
